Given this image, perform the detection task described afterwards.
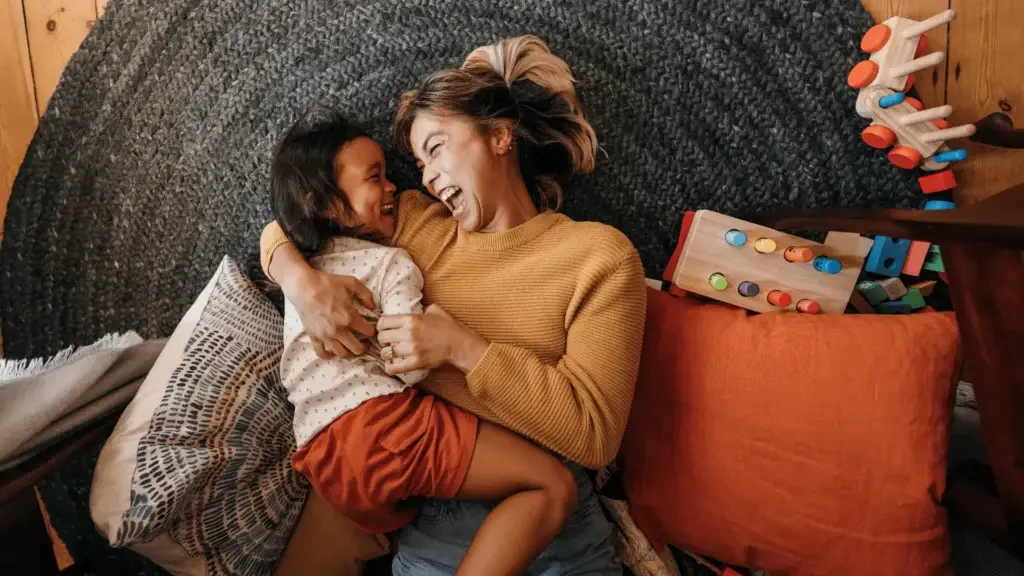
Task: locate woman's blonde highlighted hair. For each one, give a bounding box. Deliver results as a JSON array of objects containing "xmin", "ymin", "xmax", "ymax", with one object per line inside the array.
[{"xmin": 394, "ymin": 36, "xmax": 597, "ymax": 210}]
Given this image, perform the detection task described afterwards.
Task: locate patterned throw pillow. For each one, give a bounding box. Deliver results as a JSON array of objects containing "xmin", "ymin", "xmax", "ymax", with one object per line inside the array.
[{"xmin": 91, "ymin": 257, "xmax": 307, "ymax": 576}]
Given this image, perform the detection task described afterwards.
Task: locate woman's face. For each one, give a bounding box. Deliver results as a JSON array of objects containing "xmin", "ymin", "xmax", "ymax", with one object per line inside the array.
[{"xmin": 409, "ymin": 113, "xmax": 507, "ymax": 232}]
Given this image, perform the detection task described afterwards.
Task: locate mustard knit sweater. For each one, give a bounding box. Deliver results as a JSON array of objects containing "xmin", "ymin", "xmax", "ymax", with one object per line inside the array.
[{"xmin": 261, "ymin": 191, "xmax": 647, "ymax": 468}]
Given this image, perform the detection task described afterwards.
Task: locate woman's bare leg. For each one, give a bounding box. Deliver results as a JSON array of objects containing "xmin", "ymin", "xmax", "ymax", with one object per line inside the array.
[{"xmin": 452, "ymin": 422, "xmax": 579, "ymax": 576}]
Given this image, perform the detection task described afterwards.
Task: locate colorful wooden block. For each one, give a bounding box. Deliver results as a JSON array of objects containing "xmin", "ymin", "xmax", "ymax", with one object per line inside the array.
[
  {"xmin": 901, "ymin": 240, "xmax": 932, "ymax": 276},
  {"xmin": 864, "ymin": 236, "xmax": 911, "ymax": 277},
  {"xmin": 670, "ymin": 211, "xmax": 868, "ymax": 314},
  {"xmin": 922, "ymin": 245, "xmax": 945, "ymax": 272},
  {"xmin": 918, "ymin": 170, "xmax": 957, "ymax": 194},
  {"xmin": 877, "ymin": 300, "xmax": 913, "ymax": 314},
  {"xmin": 857, "ymin": 280, "xmax": 889, "ymax": 305},
  {"xmin": 911, "ymin": 280, "xmax": 938, "ymax": 297},
  {"xmin": 824, "ymin": 232, "xmax": 874, "ymax": 256},
  {"xmin": 848, "ymin": 290, "xmax": 876, "ymax": 314},
  {"xmin": 902, "ymin": 287, "xmax": 926, "ymax": 309},
  {"xmin": 879, "ymin": 277, "xmax": 908, "ymax": 300}
]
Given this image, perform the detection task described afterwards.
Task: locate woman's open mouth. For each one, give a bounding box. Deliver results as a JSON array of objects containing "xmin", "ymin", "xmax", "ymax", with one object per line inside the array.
[
  {"xmin": 381, "ymin": 202, "xmax": 395, "ymax": 216},
  {"xmin": 439, "ymin": 186, "xmax": 463, "ymax": 216}
]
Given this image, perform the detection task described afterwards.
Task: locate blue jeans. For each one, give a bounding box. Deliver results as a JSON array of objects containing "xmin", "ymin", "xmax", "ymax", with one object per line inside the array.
[{"xmin": 392, "ymin": 462, "xmax": 620, "ymax": 575}]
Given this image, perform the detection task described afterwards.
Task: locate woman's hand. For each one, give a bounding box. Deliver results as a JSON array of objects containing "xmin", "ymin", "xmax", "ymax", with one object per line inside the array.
[
  {"xmin": 376, "ymin": 305, "xmax": 489, "ymax": 375},
  {"xmin": 281, "ymin": 267, "xmax": 378, "ymax": 360}
]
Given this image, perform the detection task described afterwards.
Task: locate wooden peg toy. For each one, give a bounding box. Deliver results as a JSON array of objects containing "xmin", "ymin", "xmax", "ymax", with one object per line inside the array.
[
  {"xmin": 925, "ymin": 199, "xmax": 956, "ymax": 210},
  {"xmin": 864, "ymin": 236, "xmax": 911, "ymax": 277},
  {"xmin": 918, "ymin": 170, "xmax": 957, "ymax": 194},
  {"xmin": 850, "ymin": 10, "xmax": 954, "ymax": 101},
  {"xmin": 670, "ymin": 211, "xmax": 868, "ymax": 314},
  {"xmin": 858, "ymin": 87, "xmax": 975, "ymax": 170},
  {"xmin": 848, "ymin": 9, "xmax": 975, "ymax": 170}
]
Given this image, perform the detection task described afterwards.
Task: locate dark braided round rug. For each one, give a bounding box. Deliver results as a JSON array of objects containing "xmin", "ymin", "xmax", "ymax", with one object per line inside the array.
[{"xmin": 1, "ymin": 0, "xmax": 917, "ymax": 571}]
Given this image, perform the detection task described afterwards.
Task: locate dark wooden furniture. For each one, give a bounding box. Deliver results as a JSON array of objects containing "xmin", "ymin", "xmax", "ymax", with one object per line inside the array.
[{"xmin": 0, "ymin": 415, "xmax": 120, "ymax": 574}]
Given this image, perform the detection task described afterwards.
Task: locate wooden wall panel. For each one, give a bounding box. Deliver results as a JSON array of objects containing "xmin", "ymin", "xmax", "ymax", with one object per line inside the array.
[
  {"xmin": 23, "ymin": 0, "xmax": 97, "ymax": 116},
  {"xmin": 947, "ymin": 0, "xmax": 1024, "ymax": 205},
  {"xmin": 0, "ymin": 0, "xmax": 39, "ymax": 241}
]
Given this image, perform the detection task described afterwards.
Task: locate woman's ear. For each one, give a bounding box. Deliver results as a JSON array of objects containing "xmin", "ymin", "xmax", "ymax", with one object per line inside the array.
[{"xmin": 490, "ymin": 122, "xmax": 515, "ymax": 156}]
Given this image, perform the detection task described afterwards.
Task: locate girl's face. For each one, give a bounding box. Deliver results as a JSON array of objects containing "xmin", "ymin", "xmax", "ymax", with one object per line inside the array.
[
  {"xmin": 409, "ymin": 113, "xmax": 509, "ymax": 233},
  {"xmin": 335, "ymin": 136, "xmax": 398, "ymax": 241}
]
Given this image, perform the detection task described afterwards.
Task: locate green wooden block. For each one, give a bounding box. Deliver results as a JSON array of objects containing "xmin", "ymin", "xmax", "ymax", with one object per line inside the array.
[
  {"xmin": 901, "ymin": 288, "xmax": 926, "ymax": 310},
  {"xmin": 857, "ymin": 280, "xmax": 888, "ymax": 305},
  {"xmin": 922, "ymin": 245, "xmax": 944, "ymax": 273}
]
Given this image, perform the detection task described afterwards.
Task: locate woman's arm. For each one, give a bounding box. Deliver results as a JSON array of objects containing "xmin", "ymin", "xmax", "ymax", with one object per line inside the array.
[
  {"xmin": 260, "ymin": 222, "xmax": 377, "ymax": 358},
  {"xmin": 464, "ymin": 250, "xmax": 647, "ymax": 469}
]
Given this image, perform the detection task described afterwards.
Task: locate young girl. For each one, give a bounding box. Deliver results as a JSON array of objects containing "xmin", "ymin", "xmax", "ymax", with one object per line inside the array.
[{"xmin": 270, "ymin": 107, "xmax": 578, "ymax": 576}]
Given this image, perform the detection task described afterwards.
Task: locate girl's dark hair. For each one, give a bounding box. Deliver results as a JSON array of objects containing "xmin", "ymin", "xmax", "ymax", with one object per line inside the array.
[
  {"xmin": 393, "ymin": 36, "xmax": 597, "ymax": 211},
  {"xmin": 270, "ymin": 107, "xmax": 368, "ymax": 256}
]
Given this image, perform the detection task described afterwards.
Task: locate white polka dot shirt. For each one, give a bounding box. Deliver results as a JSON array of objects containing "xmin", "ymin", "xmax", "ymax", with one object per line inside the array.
[{"xmin": 281, "ymin": 236, "xmax": 428, "ymax": 447}]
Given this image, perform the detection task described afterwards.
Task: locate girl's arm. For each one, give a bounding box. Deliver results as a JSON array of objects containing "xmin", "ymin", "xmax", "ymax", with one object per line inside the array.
[{"xmin": 261, "ymin": 222, "xmax": 377, "ymax": 358}]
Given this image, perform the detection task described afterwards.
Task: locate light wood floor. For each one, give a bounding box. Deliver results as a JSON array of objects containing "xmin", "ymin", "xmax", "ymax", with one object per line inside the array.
[{"xmin": 0, "ymin": 0, "xmax": 1022, "ymax": 569}]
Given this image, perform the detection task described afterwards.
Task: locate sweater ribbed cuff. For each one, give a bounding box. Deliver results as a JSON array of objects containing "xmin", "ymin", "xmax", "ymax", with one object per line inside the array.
[
  {"xmin": 259, "ymin": 222, "xmax": 290, "ymax": 282},
  {"xmin": 465, "ymin": 343, "xmax": 522, "ymax": 401}
]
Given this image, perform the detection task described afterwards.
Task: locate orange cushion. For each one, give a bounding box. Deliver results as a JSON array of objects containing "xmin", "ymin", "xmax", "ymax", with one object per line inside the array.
[{"xmin": 622, "ymin": 288, "xmax": 959, "ymax": 576}]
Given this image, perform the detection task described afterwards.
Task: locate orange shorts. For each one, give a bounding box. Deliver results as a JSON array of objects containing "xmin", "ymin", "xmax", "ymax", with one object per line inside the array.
[{"xmin": 291, "ymin": 388, "xmax": 478, "ymax": 534}]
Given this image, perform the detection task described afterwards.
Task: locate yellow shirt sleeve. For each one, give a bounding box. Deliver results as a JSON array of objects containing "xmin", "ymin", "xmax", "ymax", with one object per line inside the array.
[
  {"xmin": 259, "ymin": 221, "xmax": 290, "ymax": 282},
  {"xmin": 464, "ymin": 249, "xmax": 648, "ymax": 469}
]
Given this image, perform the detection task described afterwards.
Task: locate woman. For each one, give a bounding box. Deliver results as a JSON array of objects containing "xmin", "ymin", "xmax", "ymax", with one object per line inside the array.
[{"xmin": 262, "ymin": 36, "xmax": 646, "ymax": 575}]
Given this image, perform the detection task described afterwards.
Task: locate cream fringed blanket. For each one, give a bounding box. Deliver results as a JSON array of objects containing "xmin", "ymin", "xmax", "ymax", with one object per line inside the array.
[{"xmin": 0, "ymin": 332, "xmax": 165, "ymax": 468}]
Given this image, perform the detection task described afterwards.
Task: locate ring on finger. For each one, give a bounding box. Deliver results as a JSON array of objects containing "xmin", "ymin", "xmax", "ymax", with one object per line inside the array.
[{"xmin": 381, "ymin": 345, "xmax": 395, "ymax": 362}]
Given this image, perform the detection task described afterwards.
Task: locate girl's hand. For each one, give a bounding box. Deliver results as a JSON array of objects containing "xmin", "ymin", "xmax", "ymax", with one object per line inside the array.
[
  {"xmin": 282, "ymin": 267, "xmax": 377, "ymax": 360},
  {"xmin": 376, "ymin": 305, "xmax": 489, "ymax": 375}
]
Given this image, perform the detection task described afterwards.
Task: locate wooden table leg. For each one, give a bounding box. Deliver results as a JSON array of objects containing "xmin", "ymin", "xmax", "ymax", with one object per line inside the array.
[
  {"xmin": 0, "ymin": 487, "xmax": 60, "ymax": 576},
  {"xmin": 944, "ymin": 243, "xmax": 1024, "ymax": 558}
]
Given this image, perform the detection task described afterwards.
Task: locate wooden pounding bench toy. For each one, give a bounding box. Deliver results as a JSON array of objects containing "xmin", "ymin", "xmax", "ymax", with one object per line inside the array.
[
  {"xmin": 847, "ymin": 9, "xmax": 976, "ymax": 170},
  {"xmin": 670, "ymin": 211, "xmax": 870, "ymax": 315}
]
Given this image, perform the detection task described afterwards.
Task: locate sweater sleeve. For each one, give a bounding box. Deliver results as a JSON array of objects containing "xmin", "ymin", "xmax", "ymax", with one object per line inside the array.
[
  {"xmin": 464, "ymin": 249, "xmax": 647, "ymax": 469},
  {"xmin": 259, "ymin": 221, "xmax": 290, "ymax": 281},
  {"xmin": 380, "ymin": 250, "xmax": 429, "ymax": 386}
]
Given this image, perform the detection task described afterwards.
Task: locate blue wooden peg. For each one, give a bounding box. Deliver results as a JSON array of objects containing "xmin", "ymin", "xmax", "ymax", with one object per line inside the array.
[
  {"xmin": 878, "ymin": 92, "xmax": 906, "ymax": 108},
  {"xmin": 724, "ymin": 229, "xmax": 747, "ymax": 247},
  {"xmin": 812, "ymin": 256, "xmax": 842, "ymax": 275},
  {"xmin": 924, "ymin": 200, "xmax": 956, "ymax": 210},
  {"xmin": 933, "ymin": 149, "xmax": 968, "ymax": 163}
]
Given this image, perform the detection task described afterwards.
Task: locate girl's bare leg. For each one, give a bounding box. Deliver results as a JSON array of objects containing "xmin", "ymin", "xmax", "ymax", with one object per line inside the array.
[{"xmin": 452, "ymin": 422, "xmax": 579, "ymax": 576}]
